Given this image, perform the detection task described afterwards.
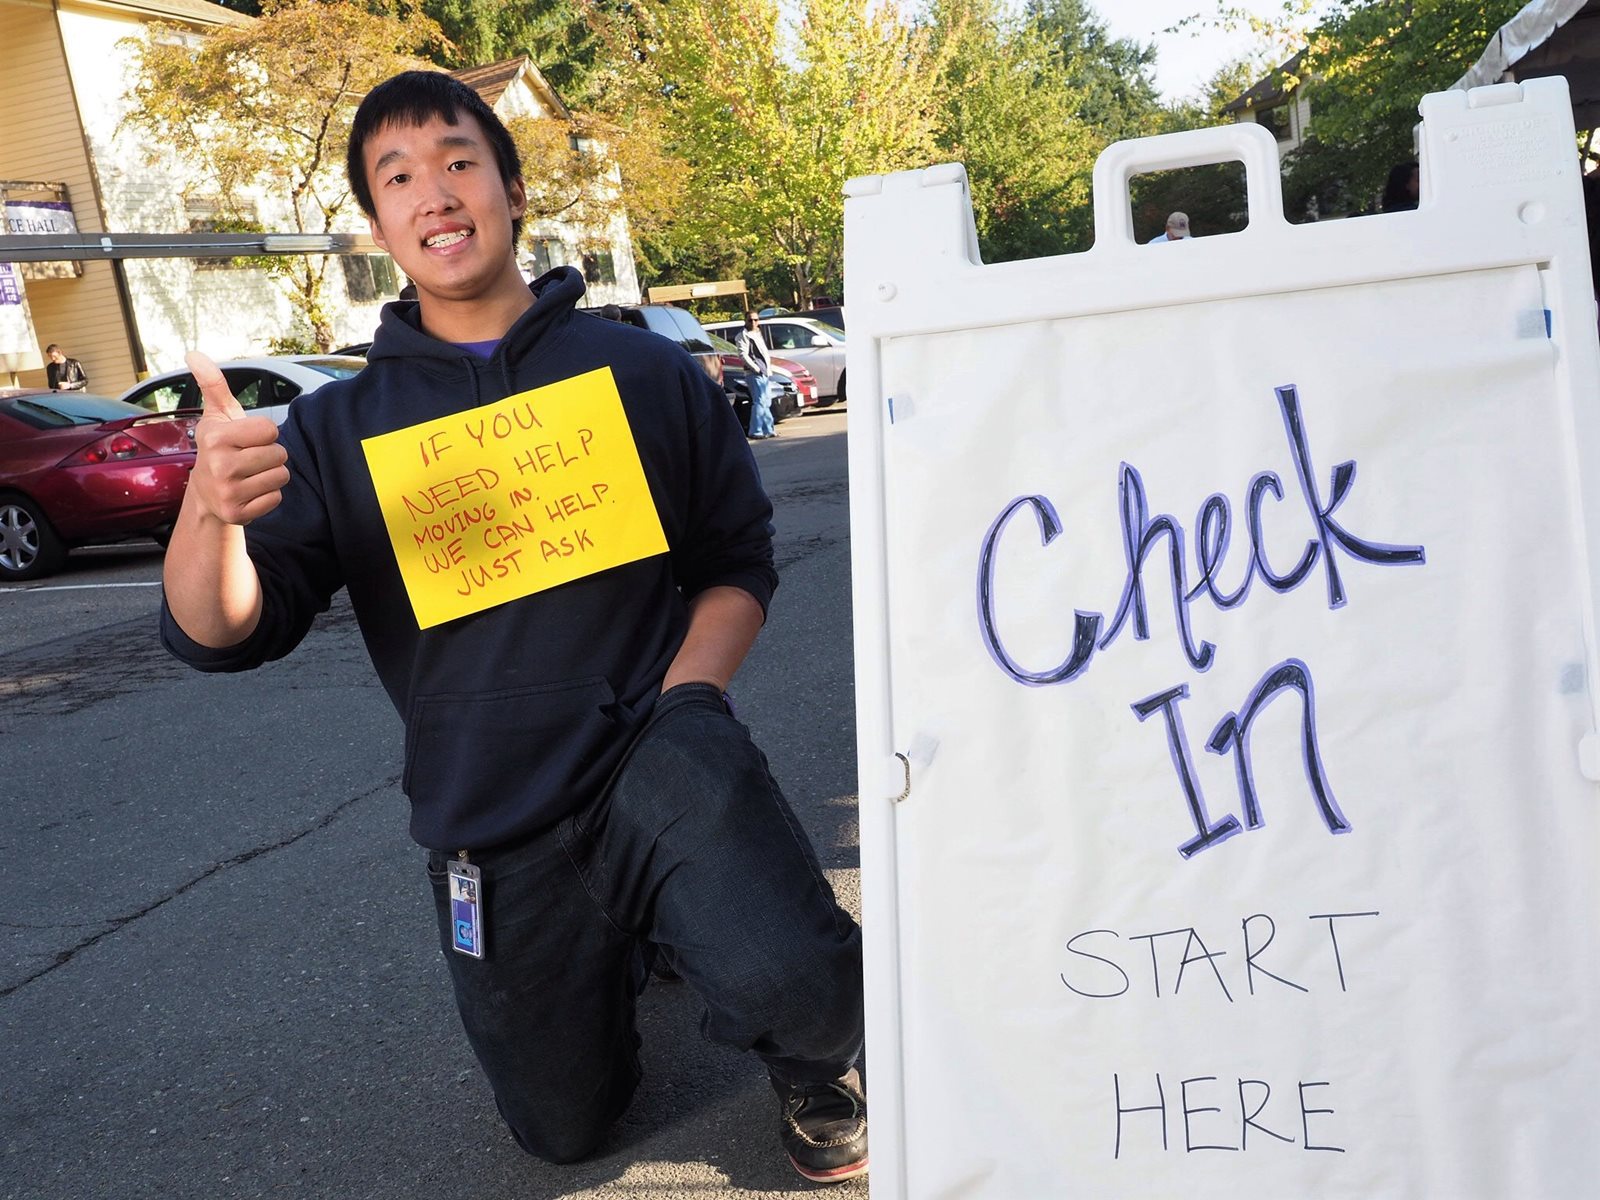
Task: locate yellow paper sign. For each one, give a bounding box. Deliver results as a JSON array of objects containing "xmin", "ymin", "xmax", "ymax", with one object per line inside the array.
[{"xmin": 361, "ymin": 367, "xmax": 668, "ymax": 629}]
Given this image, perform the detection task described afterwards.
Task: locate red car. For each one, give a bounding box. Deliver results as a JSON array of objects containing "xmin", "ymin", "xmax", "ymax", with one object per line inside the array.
[
  {"xmin": 0, "ymin": 390, "xmax": 197, "ymax": 581},
  {"xmin": 774, "ymin": 356, "xmax": 819, "ymax": 408}
]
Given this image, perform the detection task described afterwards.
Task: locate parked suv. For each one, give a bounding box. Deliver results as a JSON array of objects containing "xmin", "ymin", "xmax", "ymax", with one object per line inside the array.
[
  {"xmin": 587, "ymin": 304, "xmax": 723, "ymax": 389},
  {"xmin": 802, "ymin": 305, "xmax": 845, "ymax": 332},
  {"xmin": 705, "ymin": 316, "xmax": 845, "ymax": 404}
]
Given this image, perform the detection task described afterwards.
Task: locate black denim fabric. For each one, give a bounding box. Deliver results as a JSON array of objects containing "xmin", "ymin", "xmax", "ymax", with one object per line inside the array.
[{"xmin": 426, "ymin": 681, "xmax": 863, "ymax": 1163}]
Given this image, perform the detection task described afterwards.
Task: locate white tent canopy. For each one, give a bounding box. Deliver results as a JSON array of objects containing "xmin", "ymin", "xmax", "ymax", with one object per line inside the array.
[{"xmin": 1456, "ymin": 0, "xmax": 1600, "ymax": 128}]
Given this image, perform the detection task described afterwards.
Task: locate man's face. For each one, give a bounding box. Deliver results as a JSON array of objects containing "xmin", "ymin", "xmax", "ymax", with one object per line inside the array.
[
  {"xmin": 363, "ymin": 112, "xmax": 527, "ymax": 304},
  {"xmin": 48, "ymin": 349, "xmax": 64, "ymax": 364}
]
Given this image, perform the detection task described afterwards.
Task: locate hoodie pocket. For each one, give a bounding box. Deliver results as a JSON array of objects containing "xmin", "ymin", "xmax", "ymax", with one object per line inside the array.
[{"xmin": 402, "ymin": 677, "xmax": 621, "ymax": 845}]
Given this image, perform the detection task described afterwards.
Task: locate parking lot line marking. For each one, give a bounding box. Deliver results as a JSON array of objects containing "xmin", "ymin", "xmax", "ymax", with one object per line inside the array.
[{"xmin": 0, "ymin": 582, "xmax": 164, "ymax": 594}]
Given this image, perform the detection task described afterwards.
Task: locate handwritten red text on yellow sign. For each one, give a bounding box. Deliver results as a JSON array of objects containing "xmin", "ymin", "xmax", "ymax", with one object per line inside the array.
[{"xmin": 362, "ymin": 367, "xmax": 667, "ymax": 628}]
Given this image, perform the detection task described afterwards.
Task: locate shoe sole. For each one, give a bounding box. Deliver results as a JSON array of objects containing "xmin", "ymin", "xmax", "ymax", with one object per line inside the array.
[{"xmin": 789, "ymin": 1154, "xmax": 868, "ymax": 1184}]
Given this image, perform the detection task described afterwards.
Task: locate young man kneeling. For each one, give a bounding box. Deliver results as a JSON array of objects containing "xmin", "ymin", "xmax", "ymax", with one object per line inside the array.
[{"xmin": 161, "ymin": 70, "xmax": 867, "ymax": 1184}]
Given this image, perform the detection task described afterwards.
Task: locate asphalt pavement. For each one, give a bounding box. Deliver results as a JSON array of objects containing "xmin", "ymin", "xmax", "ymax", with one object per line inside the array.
[{"xmin": 0, "ymin": 407, "xmax": 863, "ymax": 1200}]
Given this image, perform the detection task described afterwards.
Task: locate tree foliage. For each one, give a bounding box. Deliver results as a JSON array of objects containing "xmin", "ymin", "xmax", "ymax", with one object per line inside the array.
[
  {"xmin": 928, "ymin": 0, "xmax": 1098, "ymax": 261},
  {"xmin": 503, "ymin": 113, "xmax": 634, "ymax": 245},
  {"xmin": 592, "ymin": 0, "xmax": 1170, "ymax": 297},
  {"xmin": 122, "ymin": 0, "xmax": 445, "ymax": 348},
  {"xmin": 404, "ymin": 0, "xmax": 604, "ymax": 96},
  {"xmin": 589, "ymin": 0, "xmax": 949, "ymax": 305},
  {"xmin": 1200, "ymin": 0, "xmax": 1527, "ymax": 208},
  {"xmin": 1294, "ymin": 0, "xmax": 1526, "ymax": 201},
  {"xmin": 133, "ymin": 0, "xmax": 1531, "ymax": 312},
  {"xmin": 1026, "ymin": 0, "xmax": 1163, "ymax": 146}
]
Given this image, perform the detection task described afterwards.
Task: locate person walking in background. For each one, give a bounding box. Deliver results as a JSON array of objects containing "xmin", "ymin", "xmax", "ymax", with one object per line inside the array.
[
  {"xmin": 736, "ymin": 311, "xmax": 777, "ymax": 440},
  {"xmin": 44, "ymin": 344, "xmax": 87, "ymax": 391},
  {"xmin": 1147, "ymin": 212, "xmax": 1192, "ymax": 244}
]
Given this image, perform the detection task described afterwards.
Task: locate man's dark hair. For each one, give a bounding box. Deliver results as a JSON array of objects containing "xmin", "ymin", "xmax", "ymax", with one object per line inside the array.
[
  {"xmin": 44, "ymin": 343, "xmax": 60, "ymax": 354},
  {"xmin": 346, "ymin": 71, "xmax": 526, "ymax": 243}
]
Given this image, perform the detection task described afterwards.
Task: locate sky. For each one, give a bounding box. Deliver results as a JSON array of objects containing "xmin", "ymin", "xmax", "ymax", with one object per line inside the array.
[{"xmin": 1099, "ymin": 1, "xmax": 1303, "ymax": 104}]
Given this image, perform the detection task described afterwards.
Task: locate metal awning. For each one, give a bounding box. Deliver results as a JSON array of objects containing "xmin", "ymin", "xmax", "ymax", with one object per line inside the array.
[
  {"xmin": 0, "ymin": 231, "xmax": 380, "ymax": 262},
  {"xmin": 1455, "ymin": 0, "xmax": 1600, "ymax": 128}
]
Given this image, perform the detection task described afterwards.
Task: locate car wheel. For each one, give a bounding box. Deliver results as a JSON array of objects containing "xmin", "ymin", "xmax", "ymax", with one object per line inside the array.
[
  {"xmin": 838, "ymin": 369, "xmax": 846, "ymax": 404},
  {"xmin": 0, "ymin": 494, "xmax": 66, "ymax": 582},
  {"xmin": 152, "ymin": 525, "xmax": 174, "ymax": 549}
]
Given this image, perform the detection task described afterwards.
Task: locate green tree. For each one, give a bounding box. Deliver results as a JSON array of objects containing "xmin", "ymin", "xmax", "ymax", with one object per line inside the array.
[
  {"xmin": 1197, "ymin": 1, "xmax": 1527, "ymax": 208},
  {"xmin": 929, "ymin": 0, "xmax": 1098, "ymax": 261},
  {"xmin": 122, "ymin": 0, "xmax": 446, "ymax": 349},
  {"xmin": 1162, "ymin": 54, "xmax": 1269, "ymax": 130},
  {"xmin": 592, "ymin": 0, "xmax": 949, "ymax": 305},
  {"xmin": 502, "ymin": 111, "xmax": 651, "ymax": 247},
  {"xmin": 1025, "ymin": 0, "xmax": 1163, "ymax": 145},
  {"xmin": 1296, "ymin": 0, "xmax": 1526, "ymax": 202},
  {"xmin": 928, "ymin": 0, "xmax": 1169, "ymax": 256},
  {"xmin": 405, "ymin": 0, "xmax": 603, "ymax": 96}
]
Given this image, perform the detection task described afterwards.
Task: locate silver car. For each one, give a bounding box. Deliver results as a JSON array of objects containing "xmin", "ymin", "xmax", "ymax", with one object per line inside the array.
[
  {"xmin": 706, "ymin": 317, "xmax": 846, "ymax": 404},
  {"xmin": 117, "ymin": 355, "xmax": 366, "ymax": 425}
]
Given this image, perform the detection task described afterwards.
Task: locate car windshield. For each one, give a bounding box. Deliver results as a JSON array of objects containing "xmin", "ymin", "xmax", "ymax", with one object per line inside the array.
[
  {"xmin": 805, "ymin": 320, "xmax": 845, "ymax": 341},
  {"xmin": 4, "ymin": 393, "xmax": 144, "ymax": 428},
  {"xmin": 297, "ymin": 358, "xmax": 365, "ymax": 380},
  {"xmin": 708, "ymin": 333, "xmax": 740, "ymax": 353}
]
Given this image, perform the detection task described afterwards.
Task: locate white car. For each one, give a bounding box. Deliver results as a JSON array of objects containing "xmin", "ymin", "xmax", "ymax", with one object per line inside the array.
[
  {"xmin": 117, "ymin": 355, "xmax": 366, "ymax": 425},
  {"xmin": 705, "ymin": 317, "xmax": 846, "ymax": 404}
]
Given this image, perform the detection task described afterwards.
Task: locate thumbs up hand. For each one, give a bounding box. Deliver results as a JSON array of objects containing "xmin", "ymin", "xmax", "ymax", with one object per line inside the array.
[{"xmin": 185, "ymin": 351, "xmax": 290, "ymax": 526}]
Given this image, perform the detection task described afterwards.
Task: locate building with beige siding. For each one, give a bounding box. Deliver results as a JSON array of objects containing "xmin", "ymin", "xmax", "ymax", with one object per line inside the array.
[
  {"xmin": 0, "ymin": 0, "xmax": 396, "ymax": 393},
  {"xmin": 1, "ymin": 2, "xmax": 640, "ymax": 396}
]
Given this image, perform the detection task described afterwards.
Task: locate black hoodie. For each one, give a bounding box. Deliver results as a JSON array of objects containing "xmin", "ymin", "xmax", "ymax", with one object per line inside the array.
[{"xmin": 162, "ymin": 267, "xmax": 776, "ymax": 850}]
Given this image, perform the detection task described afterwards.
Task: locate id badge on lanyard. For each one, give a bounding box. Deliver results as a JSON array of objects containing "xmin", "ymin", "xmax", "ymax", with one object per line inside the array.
[{"xmin": 447, "ymin": 857, "xmax": 485, "ymax": 959}]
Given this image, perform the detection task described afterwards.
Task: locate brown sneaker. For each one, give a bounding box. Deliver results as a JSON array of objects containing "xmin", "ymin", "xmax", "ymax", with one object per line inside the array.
[{"xmin": 770, "ymin": 1067, "xmax": 868, "ymax": 1184}]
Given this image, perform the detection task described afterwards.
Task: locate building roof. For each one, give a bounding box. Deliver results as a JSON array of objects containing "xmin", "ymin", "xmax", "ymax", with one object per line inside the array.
[
  {"xmin": 451, "ymin": 56, "xmax": 572, "ymax": 121},
  {"xmin": 66, "ymin": 0, "xmax": 252, "ymax": 29},
  {"xmin": 1221, "ymin": 50, "xmax": 1306, "ymax": 115}
]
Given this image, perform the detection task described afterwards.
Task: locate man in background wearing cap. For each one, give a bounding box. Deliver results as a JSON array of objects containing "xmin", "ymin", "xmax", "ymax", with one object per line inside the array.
[{"xmin": 1148, "ymin": 212, "xmax": 1192, "ymax": 243}]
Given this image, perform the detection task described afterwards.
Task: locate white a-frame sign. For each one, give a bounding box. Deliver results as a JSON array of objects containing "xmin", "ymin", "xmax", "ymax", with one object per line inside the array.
[{"xmin": 846, "ymin": 77, "xmax": 1600, "ymax": 1199}]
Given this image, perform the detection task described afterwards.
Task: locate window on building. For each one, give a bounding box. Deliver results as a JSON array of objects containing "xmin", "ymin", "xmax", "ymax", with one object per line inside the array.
[
  {"xmin": 528, "ymin": 238, "xmax": 566, "ymax": 277},
  {"xmin": 343, "ymin": 254, "xmax": 400, "ymax": 303},
  {"xmin": 582, "ymin": 250, "xmax": 616, "ymax": 286},
  {"xmin": 1256, "ymin": 104, "xmax": 1292, "ymax": 142}
]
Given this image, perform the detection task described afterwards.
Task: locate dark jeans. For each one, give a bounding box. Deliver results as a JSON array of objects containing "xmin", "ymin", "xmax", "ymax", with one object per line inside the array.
[{"xmin": 425, "ymin": 681, "xmax": 864, "ymax": 1163}]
